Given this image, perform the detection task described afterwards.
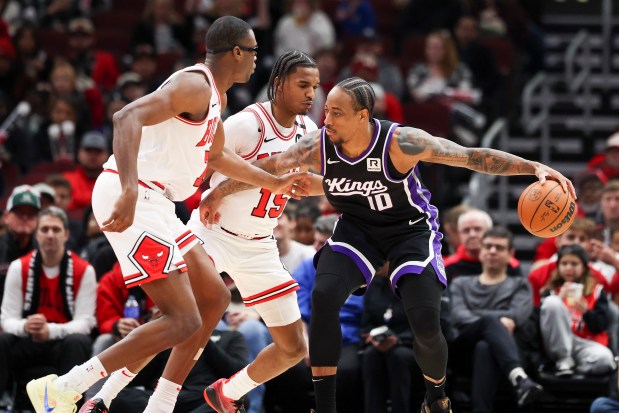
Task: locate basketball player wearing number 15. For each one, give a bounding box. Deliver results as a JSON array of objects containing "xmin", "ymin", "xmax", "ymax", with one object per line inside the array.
[{"xmin": 200, "ymin": 77, "xmax": 576, "ymax": 413}]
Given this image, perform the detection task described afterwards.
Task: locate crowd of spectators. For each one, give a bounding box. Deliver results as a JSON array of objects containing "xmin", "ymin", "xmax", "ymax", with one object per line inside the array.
[{"xmin": 0, "ymin": 0, "xmax": 618, "ymax": 412}]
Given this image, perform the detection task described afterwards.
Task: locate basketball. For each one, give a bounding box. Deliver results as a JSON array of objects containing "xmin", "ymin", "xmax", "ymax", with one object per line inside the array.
[{"xmin": 518, "ymin": 180, "xmax": 576, "ymax": 238}]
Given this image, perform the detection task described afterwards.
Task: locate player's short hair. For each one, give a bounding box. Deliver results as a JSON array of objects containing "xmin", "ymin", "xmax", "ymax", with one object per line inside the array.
[
  {"xmin": 482, "ymin": 226, "xmax": 513, "ymax": 249},
  {"xmin": 335, "ymin": 77, "xmax": 375, "ymax": 119},
  {"xmin": 205, "ymin": 16, "xmax": 252, "ymax": 53},
  {"xmin": 267, "ymin": 50, "xmax": 317, "ymax": 104}
]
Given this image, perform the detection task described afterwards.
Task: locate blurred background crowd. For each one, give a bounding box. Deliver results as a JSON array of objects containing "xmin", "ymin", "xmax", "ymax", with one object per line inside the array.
[{"xmin": 0, "ymin": 0, "xmax": 618, "ymax": 412}]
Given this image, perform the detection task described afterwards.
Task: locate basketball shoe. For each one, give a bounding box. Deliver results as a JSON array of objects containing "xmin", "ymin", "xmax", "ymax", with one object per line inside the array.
[
  {"xmin": 421, "ymin": 397, "xmax": 452, "ymax": 413},
  {"xmin": 78, "ymin": 398, "xmax": 108, "ymax": 413},
  {"xmin": 204, "ymin": 378, "xmax": 247, "ymax": 413},
  {"xmin": 26, "ymin": 374, "xmax": 82, "ymax": 413}
]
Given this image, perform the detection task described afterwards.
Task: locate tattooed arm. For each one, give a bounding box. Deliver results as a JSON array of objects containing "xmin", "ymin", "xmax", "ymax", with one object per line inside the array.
[
  {"xmin": 199, "ymin": 130, "xmax": 323, "ymax": 224},
  {"xmin": 393, "ymin": 126, "xmax": 576, "ymax": 197}
]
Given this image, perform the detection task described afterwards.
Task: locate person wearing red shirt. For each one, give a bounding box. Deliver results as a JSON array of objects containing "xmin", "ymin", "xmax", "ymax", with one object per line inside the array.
[
  {"xmin": 63, "ymin": 131, "xmax": 109, "ymax": 211},
  {"xmin": 587, "ymin": 132, "xmax": 619, "ymax": 183},
  {"xmin": 0, "ymin": 207, "xmax": 96, "ymax": 403}
]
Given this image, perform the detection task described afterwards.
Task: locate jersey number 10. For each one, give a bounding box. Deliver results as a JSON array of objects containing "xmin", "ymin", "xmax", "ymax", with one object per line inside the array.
[{"xmin": 367, "ymin": 193, "xmax": 393, "ymax": 211}]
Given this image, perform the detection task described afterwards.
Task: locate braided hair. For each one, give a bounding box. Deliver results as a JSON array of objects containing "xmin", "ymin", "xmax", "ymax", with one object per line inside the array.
[
  {"xmin": 335, "ymin": 77, "xmax": 375, "ymax": 120},
  {"xmin": 267, "ymin": 50, "xmax": 317, "ymax": 104}
]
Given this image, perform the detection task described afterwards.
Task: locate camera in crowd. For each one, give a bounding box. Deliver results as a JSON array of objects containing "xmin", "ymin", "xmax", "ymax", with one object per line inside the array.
[{"xmin": 369, "ymin": 325, "xmax": 394, "ymax": 343}]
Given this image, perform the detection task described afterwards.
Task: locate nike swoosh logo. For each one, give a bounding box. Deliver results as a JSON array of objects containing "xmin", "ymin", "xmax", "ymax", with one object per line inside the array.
[
  {"xmin": 326, "ymin": 158, "xmax": 340, "ymax": 164},
  {"xmin": 211, "ymin": 103, "xmax": 217, "ymax": 107},
  {"xmin": 264, "ymin": 136, "xmax": 278, "ymax": 143},
  {"xmin": 409, "ymin": 217, "xmax": 424, "ymax": 226},
  {"xmin": 44, "ymin": 383, "xmax": 55, "ymax": 413},
  {"xmin": 312, "ymin": 378, "xmax": 324, "ymax": 382}
]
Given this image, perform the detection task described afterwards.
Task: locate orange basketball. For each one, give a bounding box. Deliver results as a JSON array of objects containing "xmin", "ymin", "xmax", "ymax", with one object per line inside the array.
[{"xmin": 518, "ymin": 180, "xmax": 576, "ymax": 238}]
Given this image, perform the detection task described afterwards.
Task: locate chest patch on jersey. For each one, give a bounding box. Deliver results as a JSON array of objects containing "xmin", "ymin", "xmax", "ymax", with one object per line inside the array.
[
  {"xmin": 128, "ymin": 233, "xmax": 174, "ymax": 276},
  {"xmin": 367, "ymin": 158, "xmax": 381, "ymax": 172},
  {"xmin": 324, "ymin": 178, "xmax": 387, "ymax": 197}
]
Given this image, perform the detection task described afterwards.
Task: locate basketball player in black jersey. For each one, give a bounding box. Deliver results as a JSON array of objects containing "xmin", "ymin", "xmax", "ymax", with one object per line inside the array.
[{"xmin": 200, "ymin": 77, "xmax": 575, "ymax": 413}]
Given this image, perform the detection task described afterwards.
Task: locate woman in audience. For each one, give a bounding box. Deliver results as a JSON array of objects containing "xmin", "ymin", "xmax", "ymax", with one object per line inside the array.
[{"xmin": 540, "ymin": 245, "xmax": 616, "ymax": 377}]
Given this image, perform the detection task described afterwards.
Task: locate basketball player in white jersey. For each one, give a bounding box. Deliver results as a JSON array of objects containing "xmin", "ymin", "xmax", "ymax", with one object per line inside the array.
[
  {"xmin": 26, "ymin": 17, "xmax": 306, "ymax": 413},
  {"xmin": 189, "ymin": 50, "xmax": 320, "ymax": 413}
]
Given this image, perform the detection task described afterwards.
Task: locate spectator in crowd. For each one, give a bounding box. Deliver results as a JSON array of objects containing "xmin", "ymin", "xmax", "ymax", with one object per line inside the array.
[
  {"xmin": 406, "ymin": 29, "xmax": 484, "ymax": 145},
  {"xmin": 276, "ymin": 209, "xmax": 315, "ymax": 273},
  {"xmin": 0, "ymin": 90, "xmax": 32, "ymax": 176},
  {"xmin": 444, "ymin": 208, "xmax": 521, "ymax": 281},
  {"xmin": 588, "ymin": 132, "xmax": 619, "ymax": 183},
  {"xmin": 452, "ymin": 14, "xmax": 502, "ymax": 116},
  {"xmin": 338, "ymin": 30, "xmax": 404, "ymax": 99},
  {"xmin": 128, "ymin": 43, "xmax": 165, "ymax": 93},
  {"xmin": 98, "ymin": 94, "xmax": 127, "ymax": 141},
  {"xmin": 440, "ymin": 203, "xmax": 473, "ymax": 256},
  {"xmin": 274, "ymin": 0, "xmax": 336, "ymax": 58},
  {"xmin": 33, "ymin": 182, "xmax": 56, "ymax": 209},
  {"xmin": 0, "ymin": 185, "xmax": 39, "ymax": 307},
  {"xmin": 48, "ymin": 58, "xmax": 104, "ymax": 129},
  {"xmin": 62, "ymin": 130, "xmax": 110, "ymax": 211},
  {"xmin": 12, "ymin": 23, "xmax": 52, "ymax": 102},
  {"xmin": 46, "ymin": 174, "xmax": 73, "ymax": 211},
  {"xmin": 361, "ymin": 262, "xmax": 418, "ymax": 413},
  {"xmin": 116, "ymin": 72, "xmax": 148, "ymax": 103},
  {"xmin": 574, "ymin": 170, "xmax": 605, "ymax": 221},
  {"xmin": 529, "ymin": 217, "xmax": 617, "ymax": 306},
  {"xmin": 288, "ymin": 214, "xmax": 364, "ymax": 413},
  {"xmin": 132, "ymin": 0, "xmax": 192, "ymax": 55},
  {"xmin": 33, "ymin": 94, "xmax": 81, "ymax": 163},
  {"xmin": 334, "ymin": 0, "xmax": 376, "ymax": 38},
  {"xmin": 66, "ymin": 17, "xmax": 120, "ymax": 93},
  {"xmin": 294, "ymin": 204, "xmax": 321, "ymax": 246},
  {"xmin": 314, "ymin": 48, "xmax": 339, "ymax": 96},
  {"xmin": 0, "ymin": 207, "xmax": 96, "ymax": 407},
  {"xmin": 539, "ymin": 244, "xmax": 616, "ymax": 376},
  {"xmin": 449, "ymin": 227, "xmax": 543, "ymax": 410},
  {"xmin": 599, "ymin": 180, "xmax": 619, "ymax": 245}
]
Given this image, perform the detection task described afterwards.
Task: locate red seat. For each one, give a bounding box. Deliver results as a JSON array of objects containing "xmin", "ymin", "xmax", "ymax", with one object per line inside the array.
[
  {"xmin": 112, "ymin": 0, "xmax": 147, "ymax": 12},
  {"xmin": 95, "ymin": 29, "xmax": 131, "ymax": 58},
  {"xmin": 403, "ymin": 102, "xmax": 451, "ymax": 138},
  {"xmin": 156, "ymin": 52, "xmax": 182, "ymax": 78},
  {"xmin": 92, "ymin": 11, "xmax": 141, "ymax": 32},
  {"xmin": 38, "ymin": 29, "xmax": 69, "ymax": 58}
]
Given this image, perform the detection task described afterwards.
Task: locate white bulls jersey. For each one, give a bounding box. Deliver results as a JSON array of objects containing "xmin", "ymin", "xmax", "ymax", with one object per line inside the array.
[
  {"xmin": 203, "ymin": 101, "xmax": 317, "ymax": 237},
  {"xmin": 104, "ymin": 63, "xmax": 221, "ymax": 201}
]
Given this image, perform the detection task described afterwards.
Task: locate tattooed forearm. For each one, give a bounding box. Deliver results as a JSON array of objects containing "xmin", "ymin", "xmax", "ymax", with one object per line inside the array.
[
  {"xmin": 215, "ymin": 131, "xmax": 322, "ymax": 197},
  {"xmin": 399, "ymin": 127, "xmax": 537, "ymax": 175}
]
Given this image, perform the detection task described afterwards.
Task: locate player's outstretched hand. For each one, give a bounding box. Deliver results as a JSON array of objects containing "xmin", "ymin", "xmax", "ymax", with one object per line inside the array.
[
  {"xmin": 101, "ymin": 190, "xmax": 138, "ymax": 232},
  {"xmin": 200, "ymin": 190, "xmax": 222, "ymax": 227},
  {"xmin": 271, "ymin": 171, "xmax": 311, "ymax": 200},
  {"xmin": 534, "ymin": 163, "xmax": 577, "ymax": 200}
]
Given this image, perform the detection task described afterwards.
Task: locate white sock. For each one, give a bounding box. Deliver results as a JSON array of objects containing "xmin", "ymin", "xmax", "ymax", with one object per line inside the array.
[
  {"xmin": 222, "ymin": 366, "xmax": 260, "ymax": 400},
  {"xmin": 508, "ymin": 367, "xmax": 527, "ymax": 386},
  {"xmin": 55, "ymin": 357, "xmax": 108, "ymax": 393},
  {"xmin": 94, "ymin": 368, "xmax": 137, "ymax": 407},
  {"xmin": 143, "ymin": 377, "xmax": 181, "ymax": 413}
]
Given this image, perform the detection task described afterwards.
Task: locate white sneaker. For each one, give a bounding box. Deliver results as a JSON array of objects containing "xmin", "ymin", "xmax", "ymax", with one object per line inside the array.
[
  {"xmin": 555, "ymin": 357, "xmax": 575, "ymax": 377},
  {"xmin": 26, "ymin": 374, "xmax": 82, "ymax": 413}
]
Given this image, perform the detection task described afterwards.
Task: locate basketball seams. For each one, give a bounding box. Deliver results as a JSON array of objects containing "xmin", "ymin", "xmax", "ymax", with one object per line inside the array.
[{"xmin": 532, "ymin": 183, "xmax": 568, "ymax": 234}]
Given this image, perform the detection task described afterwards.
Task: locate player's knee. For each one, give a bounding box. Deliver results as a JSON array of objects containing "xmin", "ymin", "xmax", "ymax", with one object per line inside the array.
[
  {"xmin": 311, "ymin": 274, "xmax": 349, "ymax": 314},
  {"xmin": 281, "ymin": 335, "xmax": 308, "ymax": 363},
  {"xmin": 408, "ymin": 306, "xmax": 441, "ymax": 344},
  {"xmin": 173, "ymin": 311, "xmax": 202, "ymax": 342}
]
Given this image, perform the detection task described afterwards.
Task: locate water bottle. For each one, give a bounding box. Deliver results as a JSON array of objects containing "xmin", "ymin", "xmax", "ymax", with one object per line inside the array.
[{"xmin": 124, "ymin": 295, "xmax": 140, "ymax": 320}]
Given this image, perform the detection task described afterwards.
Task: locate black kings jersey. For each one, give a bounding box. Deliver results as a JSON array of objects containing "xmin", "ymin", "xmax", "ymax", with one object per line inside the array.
[{"xmin": 320, "ymin": 119, "xmax": 440, "ymax": 234}]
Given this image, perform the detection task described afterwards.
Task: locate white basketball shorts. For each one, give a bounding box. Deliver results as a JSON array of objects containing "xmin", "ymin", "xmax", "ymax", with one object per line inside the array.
[
  {"xmin": 187, "ymin": 216, "xmax": 301, "ymax": 327},
  {"xmin": 92, "ymin": 171, "xmax": 201, "ymax": 287}
]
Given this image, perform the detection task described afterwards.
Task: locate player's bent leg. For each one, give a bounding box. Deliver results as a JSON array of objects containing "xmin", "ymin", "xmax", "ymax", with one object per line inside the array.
[
  {"xmin": 28, "ymin": 272, "xmax": 200, "ymax": 413},
  {"xmin": 247, "ymin": 318, "xmax": 307, "ymax": 383},
  {"xmin": 160, "ymin": 244, "xmax": 231, "ymax": 384},
  {"xmin": 98, "ymin": 270, "xmax": 201, "ymax": 373}
]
